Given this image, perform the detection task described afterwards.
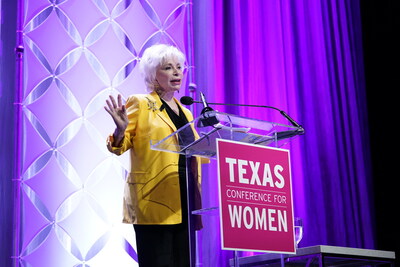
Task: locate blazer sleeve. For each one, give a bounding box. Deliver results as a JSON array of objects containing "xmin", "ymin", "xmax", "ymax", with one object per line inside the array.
[{"xmin": 106, "ymin": 95, "xmax": 140, "ymax": 155}]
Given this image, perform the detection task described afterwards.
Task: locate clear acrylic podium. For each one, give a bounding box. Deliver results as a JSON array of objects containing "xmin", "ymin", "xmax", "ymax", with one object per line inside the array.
[{"xmin": 150, "ymin": 111, "xmax": 303, "ymax": 267}]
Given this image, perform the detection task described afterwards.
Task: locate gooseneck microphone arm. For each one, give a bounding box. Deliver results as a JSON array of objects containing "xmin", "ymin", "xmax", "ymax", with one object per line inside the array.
[
  {"xmin": 180, "ymin": 96, "xmax": 304, "ymax": 133},
  {"xmin": 181, "ymin": 96, "xmax": 280, "ymax": 111}
]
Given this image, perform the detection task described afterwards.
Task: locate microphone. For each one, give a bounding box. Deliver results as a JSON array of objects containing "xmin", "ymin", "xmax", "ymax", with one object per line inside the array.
[
  {"xmin": 182, "ymin": 93, "xmax": 219, "ymax": 127},
  {"xmin": 181, "ymin": 94, "xmax": 214, "ymax": 112},
  {"xmin": 180, "ymin": 96, "xmax": 281, "ymax": 111},
  {"xmin": 200, "ymin": 92, "xmax": 208, "ymax": 108},
  {"xmin": 180, "ymin": 95, "xmax": 304, "ymax": 134},
  {"xmin": 180, "ymin": 96, "xmax": 198, "ymax": 105},
  {"xmin": 199, "ymin": 92, "xmax": 219, "ymax": 126},
  {"xmin": 199, "ymin": 92, "xmax": 214, "ymax": 114}
]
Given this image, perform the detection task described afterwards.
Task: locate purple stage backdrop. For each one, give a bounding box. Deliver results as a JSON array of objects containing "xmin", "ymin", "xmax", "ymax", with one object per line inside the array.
[
  {"xmin": 11, "ymin": 0, "xmax": 374, "ymax": 266},
  {"xmin": 193, "ymin": 0, "xmax": 374, "ymax": 265}
]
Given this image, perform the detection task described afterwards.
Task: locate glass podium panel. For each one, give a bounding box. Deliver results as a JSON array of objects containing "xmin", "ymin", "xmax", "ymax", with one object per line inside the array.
[
  {"xmin": 149, "ymin": 111, "xmax": 304, "ymax": 267},
  {"xmin": 150, "ymin": 111, "xmax": 302, "ymax": 158}
]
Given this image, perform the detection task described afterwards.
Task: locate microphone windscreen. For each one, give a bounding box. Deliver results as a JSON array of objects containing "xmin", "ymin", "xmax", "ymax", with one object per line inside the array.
[{"xmin": 180, "ymin": 96, "xmax": 194, "ymax": 105}]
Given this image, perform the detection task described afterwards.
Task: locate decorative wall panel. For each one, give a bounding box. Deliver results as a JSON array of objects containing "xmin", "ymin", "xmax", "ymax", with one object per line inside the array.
[{"xmin": 16, "ymin": 0, "xmax": 193, "ymax": 266}]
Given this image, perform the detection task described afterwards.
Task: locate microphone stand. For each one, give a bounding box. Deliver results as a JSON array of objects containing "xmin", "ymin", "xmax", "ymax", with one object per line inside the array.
[
  {"xmin": 181, "ymin": 97, "xmax": 305, "ymax": 135},
  {"xmin": 197, "ymin": 92, "xmax": 220, "ymax": 127}
]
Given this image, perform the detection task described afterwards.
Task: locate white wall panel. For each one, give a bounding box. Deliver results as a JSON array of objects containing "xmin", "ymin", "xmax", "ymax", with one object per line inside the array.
[{"xmin": 17, "ymin": 0, "xmax": 193, "ymax": 266}]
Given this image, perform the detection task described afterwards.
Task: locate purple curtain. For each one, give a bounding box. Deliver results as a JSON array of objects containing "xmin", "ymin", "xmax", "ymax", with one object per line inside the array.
[
  {"xmin": 193, "ymin": 0, "xmax": 374, "ymax": 265},
  {"xmin": 0, "ymin": 1, "xmax": 17, "ymax": 266}
]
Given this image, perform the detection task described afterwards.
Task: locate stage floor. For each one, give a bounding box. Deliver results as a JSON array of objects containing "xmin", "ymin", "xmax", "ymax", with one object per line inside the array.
[{"xmin": 229, "ymin": 245, "xmax": 396, "ymax": 266}]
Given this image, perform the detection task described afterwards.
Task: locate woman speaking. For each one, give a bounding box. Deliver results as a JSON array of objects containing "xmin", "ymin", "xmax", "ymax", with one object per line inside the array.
[{"xmin": 104, "ymin": 44, "xmax": 203, "ymax": 267}]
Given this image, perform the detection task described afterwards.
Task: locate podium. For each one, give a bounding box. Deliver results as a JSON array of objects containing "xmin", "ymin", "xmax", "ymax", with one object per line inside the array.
[{"xmin": 150, "ymin": 111, "xmax": 303, "ymax": 267}]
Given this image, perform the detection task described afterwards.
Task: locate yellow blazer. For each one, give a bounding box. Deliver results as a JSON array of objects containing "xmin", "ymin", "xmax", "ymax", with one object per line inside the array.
[{"xmin": 107, "ymin": 91, "xmax": 203, "ymax": 225}]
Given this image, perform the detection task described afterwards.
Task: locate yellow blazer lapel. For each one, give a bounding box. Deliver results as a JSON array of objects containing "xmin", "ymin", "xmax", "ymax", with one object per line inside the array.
[{"xmin": 147, "ymin": 91, "xmax": 177, "ymax": 132}]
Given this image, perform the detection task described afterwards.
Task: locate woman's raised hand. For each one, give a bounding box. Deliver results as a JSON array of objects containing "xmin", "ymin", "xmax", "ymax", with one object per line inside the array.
[{"xmin": 104, "ymin": 94, "xmax": 128, "ymax": 137}]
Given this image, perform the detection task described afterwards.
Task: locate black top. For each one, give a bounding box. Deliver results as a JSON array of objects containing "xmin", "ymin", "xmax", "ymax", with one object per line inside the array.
[
  {"xmin": 160, "ymin": 99, "xmax": 195, "ymax": 147},
  {"xmin": 160, "ymin": 98, "xmax": 195, "ymax": 222}
]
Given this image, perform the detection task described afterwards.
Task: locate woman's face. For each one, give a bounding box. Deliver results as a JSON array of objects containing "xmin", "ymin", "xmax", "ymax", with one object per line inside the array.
[{"xmin": 155, "ymin": 56, "xmax": 183, "ymax": 94}]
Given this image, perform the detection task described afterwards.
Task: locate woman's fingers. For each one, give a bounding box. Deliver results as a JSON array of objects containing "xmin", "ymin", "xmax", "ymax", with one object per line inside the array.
[
  {"xmin": 105, "ymin": 95, "xmax": 127, "ymax": 123},
  {"xmin": 106, "ymin": 99, "xmax": 112, "ymax": 110},
  {"xmin": 104, "ymin": 94, "xmax": 128, "ymax": 133},
  {"xmin": 117, "ymin": 94, "xmax": 123, "ymax": 108},
  {"xmin": 105, "ymin": 95, "xmax": 122, "ymax": 112},
  {"xmin": 109, "ymin": 95, "xmax": 117, "ymax": 109}
]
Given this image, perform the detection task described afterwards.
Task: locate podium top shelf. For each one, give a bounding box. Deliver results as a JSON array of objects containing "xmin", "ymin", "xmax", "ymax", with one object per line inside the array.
[{"xmin": 151, "ymin": 111, "xmax": 303, "ymax": 159}]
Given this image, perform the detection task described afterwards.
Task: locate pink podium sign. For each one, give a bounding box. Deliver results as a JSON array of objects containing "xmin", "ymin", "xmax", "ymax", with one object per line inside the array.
[{"xmin": 217, "ymin": 139, "xmax": 295, "ymax": 254}]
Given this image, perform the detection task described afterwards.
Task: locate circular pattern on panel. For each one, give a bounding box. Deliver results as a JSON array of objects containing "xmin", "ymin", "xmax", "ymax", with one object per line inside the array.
[{"xmin": 20, "ymin": 0, "xmax": 191, "ymax": 266}]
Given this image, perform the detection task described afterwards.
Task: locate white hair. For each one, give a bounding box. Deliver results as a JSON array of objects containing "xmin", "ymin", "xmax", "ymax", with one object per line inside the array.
[{"xmin": 139, "ymin": 44, "xmax": 186, "ymax": 92}]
